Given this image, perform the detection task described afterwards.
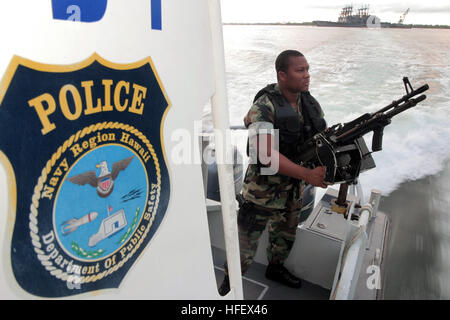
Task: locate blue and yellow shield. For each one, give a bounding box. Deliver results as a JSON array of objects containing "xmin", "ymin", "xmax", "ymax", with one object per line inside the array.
[{"xmin": 0, "ymin": 54, "xmax": 170, "ymax": 297}]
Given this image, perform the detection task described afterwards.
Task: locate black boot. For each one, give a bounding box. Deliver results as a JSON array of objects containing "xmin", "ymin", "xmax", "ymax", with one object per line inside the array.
[
  {"xmin": 218, "ymin": 275, "xmax": 230, "ymax": 296},
  {"xmin": 265, "ymin": 264, "xmax": 302, "ymax": 288}
]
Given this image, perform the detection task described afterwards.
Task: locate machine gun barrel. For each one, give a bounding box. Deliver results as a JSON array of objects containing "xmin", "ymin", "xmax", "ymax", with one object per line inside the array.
[
  {"xmin": 384, "ymin": 93, "xmax": 427, "ymax": 118},
  {"xmin": 296, "ymin": 77, "xmax": 429, "ymax": 185},
  {"xmin": 376, "ymin": 83, "xmax": 429, "ymax": 115},
  {"xmin": 336, "ymin": 93, "xmax": 427, "ymax": 145},
  {"xmin": 335, "ymin": 82, "xmax": 429, "ymax": 138},
  {"xmin": 334, "ymin": 82, "xmax": 429, "ymax": 146}
]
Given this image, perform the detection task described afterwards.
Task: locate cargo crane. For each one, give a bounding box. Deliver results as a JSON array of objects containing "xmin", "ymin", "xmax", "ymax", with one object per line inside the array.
[
  {"xmin": 338, "ymin": 5, "xmax": 353, "ymax": 23},
  {"xmin": 398, "ymin": 8, "xmax": 409, "ymax": 24}
]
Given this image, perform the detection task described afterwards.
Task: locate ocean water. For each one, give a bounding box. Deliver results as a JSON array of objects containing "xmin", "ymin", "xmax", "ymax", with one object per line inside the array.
[
  {"xmin": 219, "ymin": 25, "xmax": 450, "ymax": 198},
  {"xmin": 204, "ymin": 25, "xmax": 450, "ymax": 299}
]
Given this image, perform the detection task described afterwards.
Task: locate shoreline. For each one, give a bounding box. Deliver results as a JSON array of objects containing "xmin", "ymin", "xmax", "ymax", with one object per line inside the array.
[{"xmin": 223, "ymin": 22, "xmax": 450, "ymax": 29}]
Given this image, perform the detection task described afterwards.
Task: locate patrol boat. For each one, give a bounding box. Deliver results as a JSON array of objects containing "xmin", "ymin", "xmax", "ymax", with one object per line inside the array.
[{"xmin": 0, "ymin": 0, "xmax": 389, "ymax": 300}]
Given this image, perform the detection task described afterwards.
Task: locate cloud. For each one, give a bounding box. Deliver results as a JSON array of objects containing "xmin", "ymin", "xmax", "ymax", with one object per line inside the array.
[
  {"xmin": 220, "ymin": 0, "xmax": 450, "ymax": 24},
  {"xmin": 306, "ymin": 2, "xmax": 450, "ymax": 14},
  {"xmin": 392, "ymin": 5, "xmax": 450, "ymax": 14},
  {"xmin": 305, "ymin": 4, "xmax": 345, "ymax": 10}
]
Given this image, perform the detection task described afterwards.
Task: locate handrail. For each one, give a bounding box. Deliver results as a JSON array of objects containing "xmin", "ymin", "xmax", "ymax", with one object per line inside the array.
[
  {"xmin": 331, "ymin": 206, "xmax": 371, "ymax": 300},
  {"xmin": 331, "ymin": 188, "xmax": 382, "ymax": 299},
  {"xmin": 207, "ymin": 0, "xmax": 244, "ymax": 300}
]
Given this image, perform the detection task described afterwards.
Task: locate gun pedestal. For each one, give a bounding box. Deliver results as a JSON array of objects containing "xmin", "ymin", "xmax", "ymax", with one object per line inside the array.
[{"xmin": 331, "ymin": 183, "xmax": 350, "ymax": 218}]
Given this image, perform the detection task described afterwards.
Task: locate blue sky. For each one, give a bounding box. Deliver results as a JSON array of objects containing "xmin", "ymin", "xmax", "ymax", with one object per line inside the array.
[{"xmin": 220, "ymin": 0, "xmax": 450, "ymax": 25}]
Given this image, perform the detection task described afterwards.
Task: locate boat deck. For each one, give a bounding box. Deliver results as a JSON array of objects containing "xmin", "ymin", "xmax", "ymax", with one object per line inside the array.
[
  {"xmin": 211, "ymin": 246, "xmax": 331, "ymax": 300},
  {"xmin": 207, "ymin": 195, "xmax": 389, "ymax": 300}
]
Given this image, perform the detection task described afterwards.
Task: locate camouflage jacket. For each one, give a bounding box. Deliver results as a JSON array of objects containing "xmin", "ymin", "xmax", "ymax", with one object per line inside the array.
[{"xmin": 242, "ymin": 84, "xmax": 323, "ymax": 209}]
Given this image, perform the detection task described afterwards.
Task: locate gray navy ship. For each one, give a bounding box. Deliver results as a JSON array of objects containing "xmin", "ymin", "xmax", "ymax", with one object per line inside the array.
[{"xmin": 313, "ymin": 5, "xmax": 411, "ymax": 29}]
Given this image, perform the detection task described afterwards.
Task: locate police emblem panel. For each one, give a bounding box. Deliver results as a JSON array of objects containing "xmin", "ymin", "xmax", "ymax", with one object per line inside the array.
[{"xmin": 0, "ymin": 55, "xmax": 171, "ymax": 297}]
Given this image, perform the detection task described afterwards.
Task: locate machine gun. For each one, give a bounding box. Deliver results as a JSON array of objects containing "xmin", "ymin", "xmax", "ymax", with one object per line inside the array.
[{"xmin": 297, "ymin": 77, "xmax": 429, "ymax": 187}]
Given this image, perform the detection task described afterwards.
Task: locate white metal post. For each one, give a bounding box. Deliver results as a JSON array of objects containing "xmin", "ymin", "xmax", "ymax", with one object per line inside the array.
[
  {"xmin": 207, "ymin": 0, "xmax": 244, "ymax": 299},
  {"xmin": 368, "ymin": 189, "xmax": 382, "ymax": 220}
]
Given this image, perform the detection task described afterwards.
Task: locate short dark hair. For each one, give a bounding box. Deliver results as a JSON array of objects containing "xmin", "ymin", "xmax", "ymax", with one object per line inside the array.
[{"xmin": 275, "ymin": 50, "xmax": 304, "ymax": 74}]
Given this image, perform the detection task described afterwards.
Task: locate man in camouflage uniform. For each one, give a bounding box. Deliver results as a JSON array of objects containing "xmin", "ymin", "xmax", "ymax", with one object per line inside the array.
[{"xmin": 219, "ymin": 50, "xmax": 327, "ymax": 296}]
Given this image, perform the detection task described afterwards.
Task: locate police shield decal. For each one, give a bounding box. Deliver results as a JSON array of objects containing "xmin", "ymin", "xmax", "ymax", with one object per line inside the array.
[{"xmin": 0, "ymin": 54, "xmax": 170, "ymax": 297}]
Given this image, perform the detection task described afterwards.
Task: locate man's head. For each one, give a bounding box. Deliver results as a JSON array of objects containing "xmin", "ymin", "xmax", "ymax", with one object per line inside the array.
[{"xmin": 276, "ymin": 50, "xmax": 310, "ymax": 93}]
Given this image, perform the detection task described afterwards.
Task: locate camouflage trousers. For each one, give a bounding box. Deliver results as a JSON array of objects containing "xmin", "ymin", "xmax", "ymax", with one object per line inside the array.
[{"xmin": 224, "ymin": 191, "xmax": 304, "ymax": 276}]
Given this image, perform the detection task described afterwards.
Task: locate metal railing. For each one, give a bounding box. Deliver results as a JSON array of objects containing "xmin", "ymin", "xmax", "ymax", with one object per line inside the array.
[{"xmin": 331, "ymin": 189, "xmax": 382, "ymax": 300}]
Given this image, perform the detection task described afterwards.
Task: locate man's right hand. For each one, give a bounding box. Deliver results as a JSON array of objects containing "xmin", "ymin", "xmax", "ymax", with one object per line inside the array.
[
  {"xmin": 259, "ymin": 140, "xmax": 328, "ymax": 188},
  {"xmin": 305, "ymin": 166, "xmax": 327, "ymax": 188}
]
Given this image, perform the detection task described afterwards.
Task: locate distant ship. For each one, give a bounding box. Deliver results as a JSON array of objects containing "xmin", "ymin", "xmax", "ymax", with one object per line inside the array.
[{"xmin": 313, "ymin": 5, "xmax": 412, "ymax": 29}]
